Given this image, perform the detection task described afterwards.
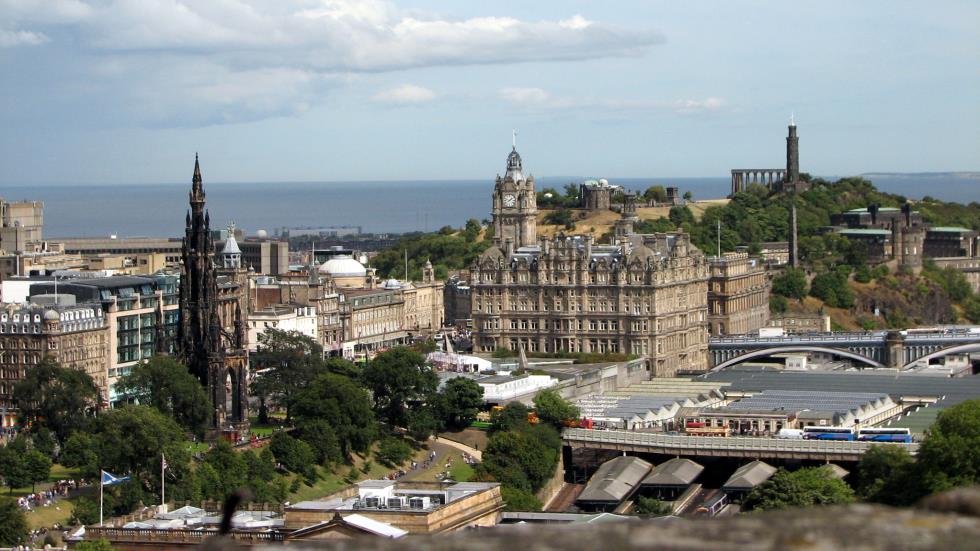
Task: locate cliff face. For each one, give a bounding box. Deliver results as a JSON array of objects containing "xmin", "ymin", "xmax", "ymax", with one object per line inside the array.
[{"xmin": 263, "ymin": 487, "xmax": 980, "ymax": 551}]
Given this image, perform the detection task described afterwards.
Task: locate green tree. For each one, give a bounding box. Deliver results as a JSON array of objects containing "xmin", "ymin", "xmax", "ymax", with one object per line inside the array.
[
  {"xmin": 853, "ymin": 445, "xmax": 916, "ymax": 504},
  {"xmin": 250, "ymin": 329, "xmax": 329, "ymax": 421},
  {"xmin": 202, "ymin": 440, "xmax": 249, "ymax": 501},
  {"xmin": 293, "ymin": 373, "xmax": 376, "ymax": 458},
  {"xmin": 71, "ymin": 496, "xmax": 100, "ymax": 526},
  {"xmin": 683, "ymin": 191, "xmax": 693, "ymax": 201},
  {"xmin": 462, "ymin": 219, "xmax": 482, "ymax": 242},
  {"xmin": 375, "ymin": 437, "xmax": 414, "ymax": 467},
  {"xmin": 360, "ymin": 347, "xmax": 438, "ymax": 429},
  {"xmin": 14, "ymin": 358, "xmax": 99, "ymax": 443},
  {"xmin": 500, "ymin": 487, "xmax": 542, "ymax": 512},
  {"xmin": 916, "ymin": 399, "xmax": 980, "ymax": 494},
  {"xmin": 634, "ymin": 496, "xmax": 672, "ymax": 516},
  {"xmin": 490, "ymin": 402, "xmax": 531, "ymax": 433},
  {"xmin": 532, "ymin": 389, "xmax": 580, "ymax": 428},
  {"xmin": 0, "ymin": 498, "xmax": 28, "ymax": 546},
  {"xmin": 0, "ymin": 436, "xmax": 31, "ymax": 493},
  {"xmin": 439, "ymin": 377, "xmax": 484, "ymax": 430},
  {"xmin": 269, "ymin": 432, "xmax": 317, "ymax": 478},
  {"xmin": 90, "ymin": 405, "xmax": 191, "ymax": 503},
  {"xmin": 769, "ymin": 295, "xmax": 788, "ymax": 314},
  {"xmin": 668, "ymin": 205, "xmax": 695, "ymax": 226},
  {"xmin": 296, "ymin": 419, "xmax": 343, "ymax": 466},
  {"xmin": 480, "ymin": 425, "xmax": 561, "ymax": 491},
  {"xmin": 115, "ymin": 356, "xmax": 211, "ymax": 435},
  {"xmin": 25, "ymin": 449, "xmax": 52, "ymax": 493},
  {"xmin": 643, "ymin": 185, "xmax": 668, "ymax": 204},
  {"xmin": 742, "ymin": 467, "xmax": 854, "ymax": 511},
  {"xmin": 772, "ymin": 267, "xmax": 808, "ymax": 300},
  {"xmin": 61, "ymin": 432, "xmax": 99, "ymax": 475}
]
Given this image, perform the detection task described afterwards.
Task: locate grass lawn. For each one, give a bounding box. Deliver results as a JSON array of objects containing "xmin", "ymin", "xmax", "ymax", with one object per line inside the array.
[
  {"xmin": 286, "ymin": 454, "xmax": 395, "ymax": 503},
  {"xmin": 449, "ymin": 462, "xmax": 474, "ymax": 482},
  {"xmin": 25, "ymin": 498, "xmax": 76, "ymax": 530},
  {"xmin": 250, "ymin": 426, "xmax": 277, "ymax": 438}
]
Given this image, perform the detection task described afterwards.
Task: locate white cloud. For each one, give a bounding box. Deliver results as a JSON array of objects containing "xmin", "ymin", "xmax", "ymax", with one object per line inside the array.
[
  {"xmin": 499, "ymin": 87, "xmax": 551, "ymax": 105},
  {"xmin": 372, "ymin": 84, "xmax": 435, "ymax": 105},
  {"xmin": 0, "ymin": 29, "xmax": 48, "ymax": 47},
  {"xmin": 499, "ymin": 87, "xmax": 728, "ymax": 115},
  {"xmin": 672, "ymin": 97, "xmax": 725, "ymax": 113},
  {"xmin": 0, "ymin": 1, "xmax": 664, "ymax": 126}
]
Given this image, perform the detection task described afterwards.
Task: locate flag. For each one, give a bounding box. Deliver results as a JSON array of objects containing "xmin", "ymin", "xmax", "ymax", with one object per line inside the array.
[
  {"xmin": 162, "ymin": 454, "xmax": 168, "ymax": 472},
  {"xmin": 101, "ymin": 470, "xmax": 130, "ymax": 486}
]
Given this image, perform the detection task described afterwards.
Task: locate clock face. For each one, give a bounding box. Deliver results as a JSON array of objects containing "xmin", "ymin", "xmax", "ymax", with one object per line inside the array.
[{"xmin": 503, "ymin": 194, "xmax": 516, "ymax": 207}]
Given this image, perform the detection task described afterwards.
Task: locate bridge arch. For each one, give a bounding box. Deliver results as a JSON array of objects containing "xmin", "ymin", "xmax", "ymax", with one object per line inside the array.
[
  {"xmin": 903, "ymin": 342, "xmax": 980, "ymax": 369},
  {"xmin": 711, "ymin": 346, "xmax": 885, "ymax": 372}
]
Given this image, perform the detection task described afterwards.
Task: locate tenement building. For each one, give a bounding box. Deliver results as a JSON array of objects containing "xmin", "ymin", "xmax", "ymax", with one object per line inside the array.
[
  {"xmin": 0, "ymin": 302, "xmax": 109, "ymax": 430},
  {"xmin": 472, "ymin": 146, "xmax": 710, "ymax": 376},
  {"xmin": 707, "ymin": 252, "xmax": 770, "ymax": 336}
]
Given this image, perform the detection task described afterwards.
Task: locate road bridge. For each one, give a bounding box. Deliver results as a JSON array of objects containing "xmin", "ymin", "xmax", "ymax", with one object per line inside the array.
[
  {"xmin": 563, "ymin": 428, "xmax": 918, "ymax": 462},
  {"xmin": 708, "ymin": 328, "xmax": 980, "ymax": 370}
]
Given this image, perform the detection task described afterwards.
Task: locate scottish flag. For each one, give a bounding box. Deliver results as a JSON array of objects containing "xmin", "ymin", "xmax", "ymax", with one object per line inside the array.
[{"xmin": 101, "ymin": 470, "xmax": 130, "ymax": 486}]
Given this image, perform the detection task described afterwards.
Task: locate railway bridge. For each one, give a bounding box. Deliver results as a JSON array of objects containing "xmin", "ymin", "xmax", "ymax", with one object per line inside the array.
[
  {"xmin": 563, "ymin": 428, "xmax": 918, "ymax": 462},
  {"xmin": 708, "ymin": 328, "xmax": 980, "ymax": 370}
]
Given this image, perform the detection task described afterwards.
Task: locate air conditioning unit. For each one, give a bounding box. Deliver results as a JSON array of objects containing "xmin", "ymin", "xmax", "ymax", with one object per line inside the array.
[
  {"xmin": 365, "ymin": 497, "xmax": 380, "ymax": 508},
  {"xmin": 387, "ymin": 497, "xmax": 404, "ymax": 509},
  {"xmin": 408, "ymin": 497, "xmax": 427, "ymax": 510}
]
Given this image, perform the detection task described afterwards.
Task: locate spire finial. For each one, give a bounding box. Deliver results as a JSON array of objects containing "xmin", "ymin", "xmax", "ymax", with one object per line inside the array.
[
  {"xmin": 790, "ymin": 111, "xmax": 795, "ymax": 126},
  {"xmin": 512, "ymin": 129, "xmax": 517, "ymax": 150}
]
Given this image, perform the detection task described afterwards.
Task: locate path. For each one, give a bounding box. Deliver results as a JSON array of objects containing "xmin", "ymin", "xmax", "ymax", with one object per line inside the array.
[{"xmin": 432, "ymin": 436, "xmax": 482, "ymax": 461}]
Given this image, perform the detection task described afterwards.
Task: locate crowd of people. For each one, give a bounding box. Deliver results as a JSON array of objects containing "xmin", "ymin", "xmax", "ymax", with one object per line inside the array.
[{"xmin": 15, "ymin": 479, "xmax": 81, "ymax": 512}]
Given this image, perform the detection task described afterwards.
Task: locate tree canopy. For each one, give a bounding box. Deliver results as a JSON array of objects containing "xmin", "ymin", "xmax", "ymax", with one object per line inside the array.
[
  {"xmin": 0, "ymin": 498, "xmax": 28, "ymax": 546},
  {"xmin": 250, "ymin": 330, "xmax": 330, "ymax": 421},
  {"xmin": 438, "ymin": 377, "xmax": 484, "ymax": 430},
  {"xmin": 115, "ymin": 356, "xmax": 210, "ymax": 435},
  {"xmin": 532, "ymin": 389, "xmax": 580, "ymax": 428},
  {"xmin": 14, "ymin": 358, "xmax": 99, "ymax": 443},
  {"xmin": 293, "ymin": 372, "xmax": 376, "ymax": 458},
  {"xmin": 360, "ymin": 347, "xmax": 438, "ymax": 429},
  {"xmin": 742, "ymin": 466, "xmax": 855, "ymax": 511}
]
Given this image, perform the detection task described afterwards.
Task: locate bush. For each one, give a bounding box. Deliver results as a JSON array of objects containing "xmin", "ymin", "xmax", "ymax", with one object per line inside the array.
[
  {"xmin": 501, "ymin": 487, "xmax": 542, "ymax": 512},
  {"xmin": 769, "ymin": 295, "xmax": 788, "ymax": 314},
  {"xmin": 772, "ymin": 268, "xmax": 808, "ymax": 300},
  {"xmin": 634, "ymin": 496, "xmax": 672, "ymax": 516},
  {"xmin": 743, "ymin": 467, "xmax": 854, "ymax": 511},
  {"xmin": 72, "ymin": 497, "xmax": 100, "ymax": 526},
  {"xmin": 269, "ymin": 432, "xmax": 316, "ymax": 475},
  {"xmin": 375, "ymin": 438, "xmax": 414, "ymax": 467}
]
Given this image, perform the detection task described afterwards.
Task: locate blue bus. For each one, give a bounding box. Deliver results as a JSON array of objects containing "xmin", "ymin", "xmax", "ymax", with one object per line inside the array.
[
  {"xmin": 857, "ymin": 428, "xmax": 912, "ymax": 443},
  {"xmin": 802, "ymin": 426, "xmax": 856, "ymax": 441}
]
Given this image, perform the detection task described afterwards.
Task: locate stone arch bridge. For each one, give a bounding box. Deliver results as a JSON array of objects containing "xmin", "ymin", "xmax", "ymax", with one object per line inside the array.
[{"xmin": 709, "ymin": 328, "xmax": 980, "ymax": 371}]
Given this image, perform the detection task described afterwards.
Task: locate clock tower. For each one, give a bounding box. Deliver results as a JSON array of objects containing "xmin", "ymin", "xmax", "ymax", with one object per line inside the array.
[{"xmin": 492, "ymin": 141, "xmax": 537, "ymax": 248}]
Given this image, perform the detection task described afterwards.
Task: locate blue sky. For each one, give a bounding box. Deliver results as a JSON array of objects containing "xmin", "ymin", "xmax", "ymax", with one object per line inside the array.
[{"xmin": 1, "ymin": 1, "xmax": 977, "ymax": 184}]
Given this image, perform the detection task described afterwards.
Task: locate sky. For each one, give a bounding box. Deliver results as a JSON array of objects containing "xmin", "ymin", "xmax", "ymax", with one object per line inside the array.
[{"xmin": 1, "ymin": 0, "xmax": 978, "ymax": 185}]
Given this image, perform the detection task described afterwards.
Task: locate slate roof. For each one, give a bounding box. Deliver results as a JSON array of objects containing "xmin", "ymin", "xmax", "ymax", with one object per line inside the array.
[
  {"xmin": 577, "ymin": 456, "xmax": 653, "ymax": 504},
  {"xmin": 642, "ymin": 458, "xmax": 704, "ymax": 487},
  {"xmin": 722, "ymin": 461, "xmax": 777, "ymax": 490}
]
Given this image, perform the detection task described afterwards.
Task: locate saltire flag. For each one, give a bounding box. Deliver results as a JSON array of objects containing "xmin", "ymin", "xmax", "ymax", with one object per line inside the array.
[
  {"xmin": 101, "ymin": 470, "xmax": 131, "ymax": 486},
  {"xmin": 162, "ymin": 454, "xmax": 169, "ymax": 472}
]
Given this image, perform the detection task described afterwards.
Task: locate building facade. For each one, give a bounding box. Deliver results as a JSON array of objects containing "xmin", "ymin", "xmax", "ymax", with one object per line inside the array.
[
  {"xmin": 27, "ymin": 275, "xmax": 180, "ymax": 405},
  {"xmin": 707, "ymin": 252, "xmax": 770, "ymax": 336},
  {"xmin": 0, "ymin": 302, "xmax": 109, "ymax": 430}
]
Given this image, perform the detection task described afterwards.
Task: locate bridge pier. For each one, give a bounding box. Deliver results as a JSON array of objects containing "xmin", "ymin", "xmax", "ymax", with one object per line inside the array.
[{"xmin": 886, "ymin": 331, "xmax": 905, "ymax": 369}]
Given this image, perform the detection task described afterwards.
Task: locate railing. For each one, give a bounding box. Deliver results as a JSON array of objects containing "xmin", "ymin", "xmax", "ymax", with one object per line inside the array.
[
  {"xmin": 85, "ymin": 527, "xmax": 285, "ymax": 544},
  {"xmin": 710, "ymin": 332, "xmax": 886, "ymax": 346},
  {"xmin": 562, "ymin": 428, "xmax": 919, "ymax": 456}
]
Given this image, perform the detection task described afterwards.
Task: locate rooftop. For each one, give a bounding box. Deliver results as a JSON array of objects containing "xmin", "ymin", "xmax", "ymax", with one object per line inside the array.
[
  {"xmin": 577, "ymin": 456, "xmax": 652, "ymax": 504},
  {"xmin": 642, "ymin": 458, "xmax": 704, "ymax": 487},
  {"xmin": 721, "ymin": 460, "xmax": 777, "ymax": 490}
]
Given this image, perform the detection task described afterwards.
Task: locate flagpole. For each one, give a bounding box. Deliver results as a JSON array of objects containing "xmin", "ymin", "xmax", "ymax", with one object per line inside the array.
[
  {"xmin": 161, "ymin": 453, "xmax": 166, "ymax": 511},
  {"xmin": 99, "ymin": 470, "xmax": 104, "ymax": 526}
]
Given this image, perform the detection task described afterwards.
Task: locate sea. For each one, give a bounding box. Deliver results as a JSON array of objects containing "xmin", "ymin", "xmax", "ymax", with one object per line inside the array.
[{"xmin": 3, "ymin": 174, "xmax": 978, "ymax": 238}]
